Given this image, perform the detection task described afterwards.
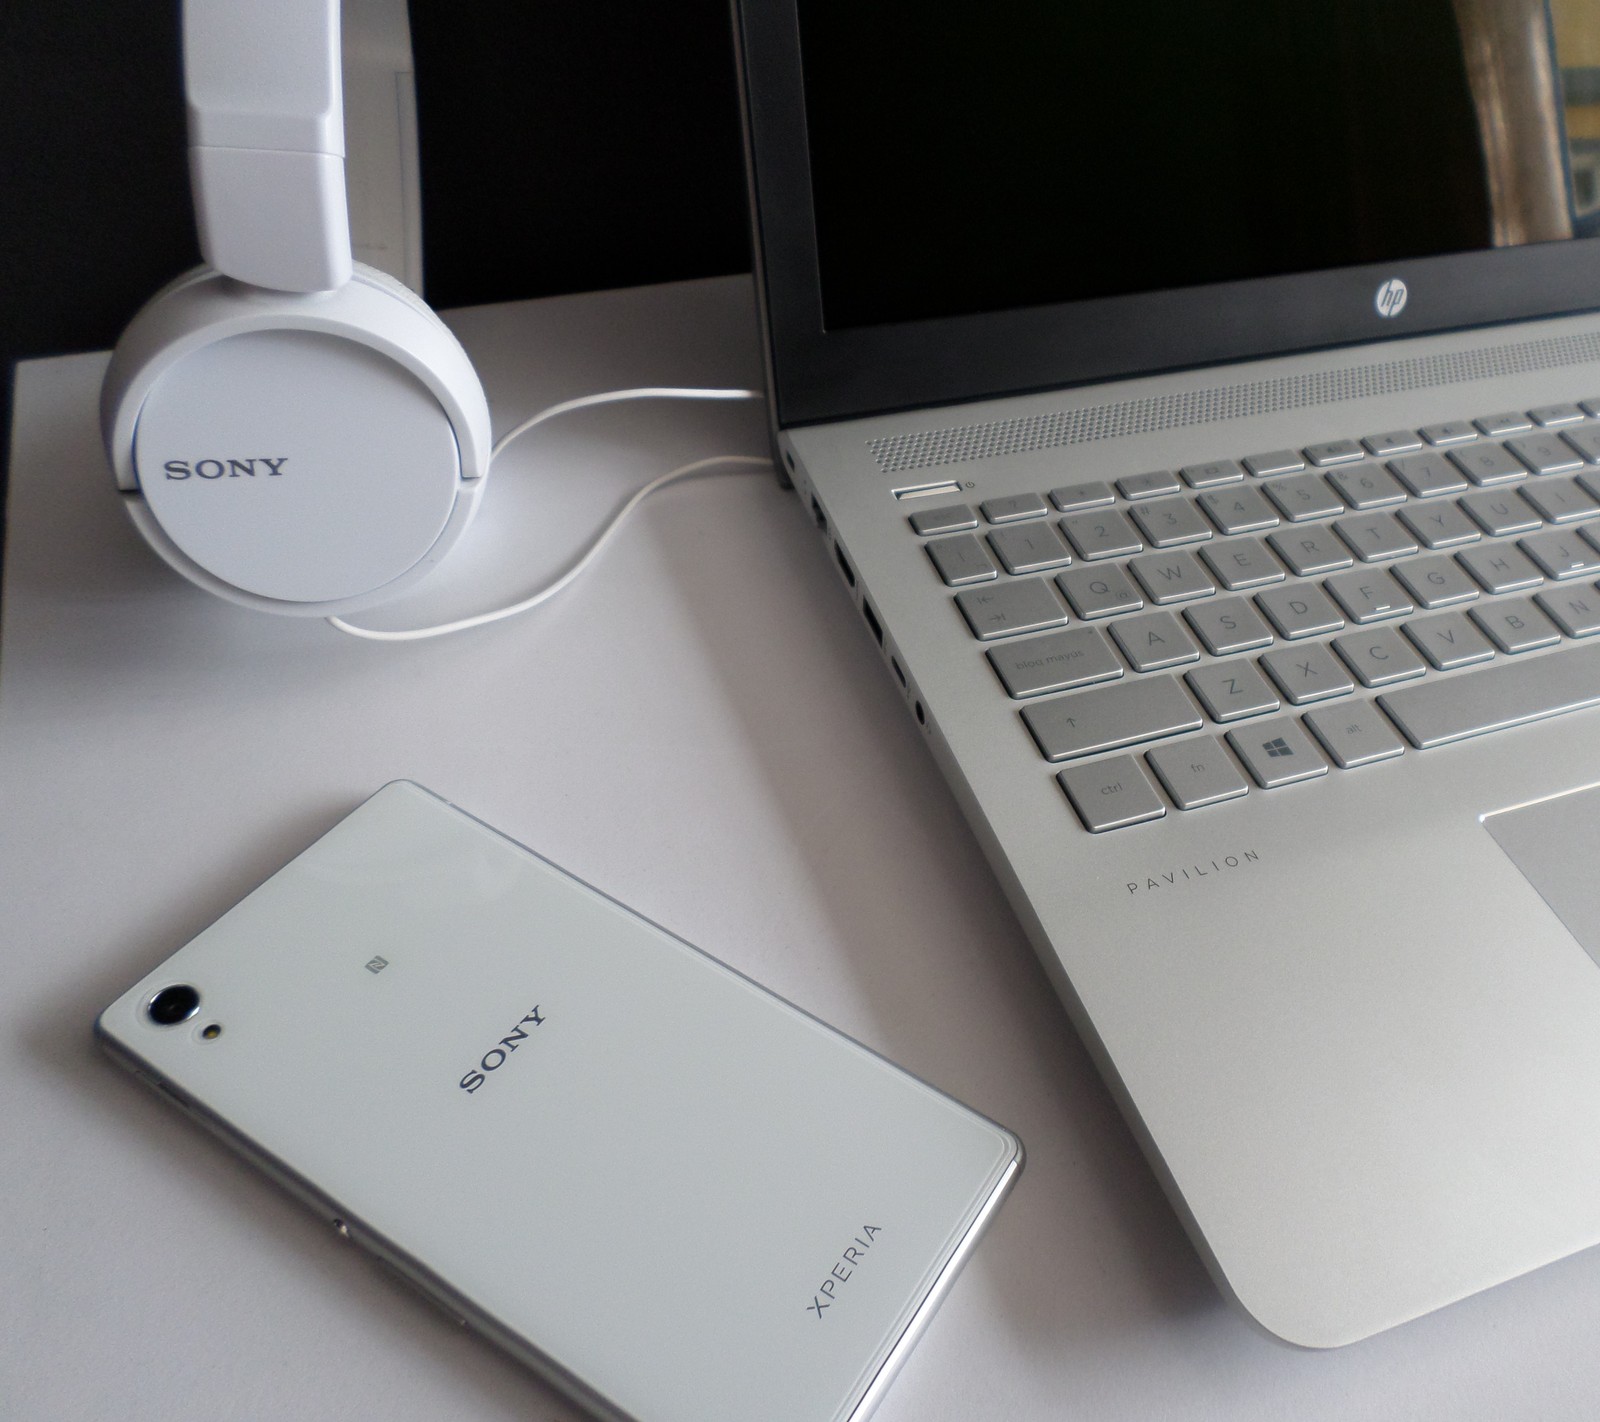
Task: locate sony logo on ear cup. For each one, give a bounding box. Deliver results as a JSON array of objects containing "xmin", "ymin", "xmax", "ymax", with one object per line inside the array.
[{"xmin": 163, "ymin": 457, "xmax": 289, "ymax": 480}]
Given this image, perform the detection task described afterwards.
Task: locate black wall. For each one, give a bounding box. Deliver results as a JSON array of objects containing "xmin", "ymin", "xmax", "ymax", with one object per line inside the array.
[{"xmin": 0, "ymin": 0, "xmax": 752, "ymax": 489}]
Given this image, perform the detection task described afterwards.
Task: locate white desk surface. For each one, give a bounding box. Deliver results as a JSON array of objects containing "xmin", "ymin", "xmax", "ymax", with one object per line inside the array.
[{"xmin": 4, "ymin": 275, "xmax": 1596, "ymax": 1421}]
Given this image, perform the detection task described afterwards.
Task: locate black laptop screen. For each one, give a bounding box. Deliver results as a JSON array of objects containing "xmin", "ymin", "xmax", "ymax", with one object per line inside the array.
[{"xmin": 799, "ymin": 0, "xmax": 1599, "ymax": 331}]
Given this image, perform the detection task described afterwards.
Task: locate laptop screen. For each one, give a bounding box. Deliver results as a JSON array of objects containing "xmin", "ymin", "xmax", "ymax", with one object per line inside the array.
[
  {"xmin": 735, "ymin": 0, "xmax": 1600, "ymax": 425},
  {"xmin": 800, "ymin": 0, "xmax": 1597, "ymax": 332}
]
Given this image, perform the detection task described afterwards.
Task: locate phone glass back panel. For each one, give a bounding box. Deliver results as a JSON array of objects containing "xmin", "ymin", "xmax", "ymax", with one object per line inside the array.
[{"xmin": 96, "ymin": 782, "xmax": 1021, "ymax": 1422}]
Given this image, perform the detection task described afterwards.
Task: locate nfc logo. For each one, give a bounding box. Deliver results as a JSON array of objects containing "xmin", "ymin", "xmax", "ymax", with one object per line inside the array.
[{"xmin": 1375, "ymin": 278, "xmax": 1409, "ymax": 319}]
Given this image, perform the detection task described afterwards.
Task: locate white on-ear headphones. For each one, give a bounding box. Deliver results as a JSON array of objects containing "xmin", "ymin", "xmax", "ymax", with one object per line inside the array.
[{"xmin": 101, "ymin": 0, "xmax": 492, "ymax": 616}]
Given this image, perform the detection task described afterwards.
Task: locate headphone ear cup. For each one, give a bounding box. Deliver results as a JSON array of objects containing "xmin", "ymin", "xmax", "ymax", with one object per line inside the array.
[
  {"xmin": 348, "ymin": 260, "xmax": 450, "ymax": 326},
  {"xmin": 102, "ymin": 267, "xmax": 492, "ymax": 616}
]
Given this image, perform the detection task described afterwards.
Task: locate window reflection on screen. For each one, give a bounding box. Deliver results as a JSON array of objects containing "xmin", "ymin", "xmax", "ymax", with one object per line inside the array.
[{"xmin": 1556, "ymin": 0, "xmax": 1600, "ymax": 231}]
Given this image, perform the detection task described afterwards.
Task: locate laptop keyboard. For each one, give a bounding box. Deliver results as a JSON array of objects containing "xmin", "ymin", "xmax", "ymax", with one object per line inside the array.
[{"xmin": 912, "ymin": 402, "xmax": 1600, "ymax": 831}]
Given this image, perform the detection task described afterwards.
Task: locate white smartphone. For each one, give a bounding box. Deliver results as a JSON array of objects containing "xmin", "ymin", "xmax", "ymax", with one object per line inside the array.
[{"xmin": 97, "ymin": 782, "xmax": 1021, "ymax": 1422}]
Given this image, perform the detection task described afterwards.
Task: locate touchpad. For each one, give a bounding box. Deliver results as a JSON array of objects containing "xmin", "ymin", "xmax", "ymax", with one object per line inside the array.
[{"xmin": 1485, "ymin": 785, "xmax": 1600, "ymax": 970}]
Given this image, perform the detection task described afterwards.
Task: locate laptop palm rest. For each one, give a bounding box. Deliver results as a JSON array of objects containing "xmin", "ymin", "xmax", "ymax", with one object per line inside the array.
[{"xmin": 1485, "ymin": 784, "xmax": 1600, "ymax": 973}]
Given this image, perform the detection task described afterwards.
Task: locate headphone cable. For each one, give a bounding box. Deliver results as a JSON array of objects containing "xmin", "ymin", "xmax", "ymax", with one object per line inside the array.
[{"xmin": 326, "ymin": 387, "xmax": 768, "ymax": 642}]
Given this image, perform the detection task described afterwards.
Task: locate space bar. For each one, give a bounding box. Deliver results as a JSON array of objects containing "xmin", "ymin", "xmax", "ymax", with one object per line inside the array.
[{"xmin": 1378, "ymin": 643, "xmax": 1600, "ymax": 748}]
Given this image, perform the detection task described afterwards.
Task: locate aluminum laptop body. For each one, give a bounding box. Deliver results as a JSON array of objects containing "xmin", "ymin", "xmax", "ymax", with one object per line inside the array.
[{"xmin": 732, "ymin": 0, "xmax": 1600, "ymax": 1346}]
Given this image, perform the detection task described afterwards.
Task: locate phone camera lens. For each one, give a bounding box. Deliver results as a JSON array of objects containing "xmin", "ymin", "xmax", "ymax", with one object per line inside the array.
[{"xmin": 147, "ymin": 985, "xmax": 201, "ymax": 1026}]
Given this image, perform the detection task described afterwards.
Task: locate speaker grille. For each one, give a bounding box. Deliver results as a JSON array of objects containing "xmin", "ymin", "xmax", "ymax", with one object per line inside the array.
[{"xmin": 866, "ymin": 329, "xmax": 1600, "ymax": 475}]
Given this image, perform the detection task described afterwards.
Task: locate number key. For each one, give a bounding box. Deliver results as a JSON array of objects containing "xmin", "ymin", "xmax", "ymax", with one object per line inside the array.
[{"xmin": 1061, "ymin": 508, "xmax": 1143, "ymax": 560}]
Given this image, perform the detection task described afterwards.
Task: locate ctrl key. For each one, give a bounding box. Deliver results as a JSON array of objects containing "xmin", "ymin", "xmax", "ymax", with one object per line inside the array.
[{"xmin": 1059, "ymin": 755, "xmax": 1167, "ymax": 831}]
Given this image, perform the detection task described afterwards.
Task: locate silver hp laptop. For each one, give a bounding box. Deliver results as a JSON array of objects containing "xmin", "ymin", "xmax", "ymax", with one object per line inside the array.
[{"xmin": 731, "ymin": 0, "xmax": 1600, "ymax": 1346}]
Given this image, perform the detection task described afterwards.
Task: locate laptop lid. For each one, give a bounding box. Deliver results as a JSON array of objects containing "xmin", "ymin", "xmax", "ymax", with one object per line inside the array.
[{"xmin": 735, "ymin": 0, "xmax": 1600, "ymax": 429}]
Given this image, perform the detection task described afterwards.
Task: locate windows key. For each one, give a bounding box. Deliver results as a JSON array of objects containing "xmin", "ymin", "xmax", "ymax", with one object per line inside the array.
[{"xmin": 1226, "ymin": 717, "xmax": 1329, "ymax": 787}]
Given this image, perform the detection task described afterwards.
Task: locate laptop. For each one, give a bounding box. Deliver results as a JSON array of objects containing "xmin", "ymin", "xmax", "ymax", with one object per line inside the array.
[{"xmin": 730, "ymin": 0, "xmax": 1600, "ymax": 1346}]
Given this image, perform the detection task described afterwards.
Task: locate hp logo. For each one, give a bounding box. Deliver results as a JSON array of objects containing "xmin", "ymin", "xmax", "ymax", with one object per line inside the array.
[{"xmin": 1375, "ymin": 278, "xmax": 1409, "ymax": 318}]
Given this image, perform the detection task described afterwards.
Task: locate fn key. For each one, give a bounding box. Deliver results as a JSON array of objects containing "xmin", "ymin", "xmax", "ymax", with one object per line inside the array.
[{"xmin": 1059, "ymin": 755, "xmax": 1166, "ymax": 831}]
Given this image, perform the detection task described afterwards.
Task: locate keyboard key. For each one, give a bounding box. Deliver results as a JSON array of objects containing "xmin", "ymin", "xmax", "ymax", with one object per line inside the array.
[
  {"xmin": 1183, "ymin": 457, "xmax": 1247, "ymax": 487},
  {"xmin": 1261, "ymin": 644, "xmax": 1356, "ymax": 704},
  {"xmin": 981, "ymin": 492, "xmax": 1048, "ymax": 523},
  {"xmin": 1536, "ymin": 585, "xmax": 1600, "ymax": 638},
  {"xmin": 1324, "ymin": 568, "xmax": 1414, "ymax": 623},
  {"xmin": 1146, "ymin": 737, "xmax": 1249, "ymax": 809},
  {"xmin": 1050, "ymin": 480, "xmax": 1115, "ymax": 512},
  {"xmin": 1393, "ymin": 554, "xmax": 1480, "ymax": 609},
  {"xmin": 988, "ymin": 522, "xmax": 1073, "ymax": 574},
  {"xmin": 1061, "ymin": 508, "xmax": 1143, "ymax": 560},
  {"xmin": 1378, "ymin": 641, "xmax": 1600, "ymax": 747},
  {"xmin": 1326, "ymin": 463, "xmax": 1407, "ymax": 509},
  {"xmin": 1460, "ymin": 488, "xmax": 1542, "ymax": 536},
  {"xmin": 1332, "ymin": 627, "xmax": 1428, "ymax": 687},
  {"xmin": 1530, "ymin": 402, "xmax": 1585, "ymax": 427},
  {"xmin": 987, "ymin": 625, "xmax": 1123, "ymax": 698},
  {"xmin": 1457, "ymin": 544, "xmax": 1544, "ymax": 594},
  {"xmin": 1469, "ymin": 598, "xmax": 1561, "ymax": 654},
  {"xmin": 910, "ymin": 503, "xmax": 977, "ymax": 535},
  {"xmin": 1058, "ymin": 755, "xmax": 1166, "ymax": 832},
  {"xmin": 956, "ymin": 578, "xmax": 1070, "ymax": 640},
  {"xmin": 1334, "ymin": 512, "xmax": 1420, "ymax": 562},
  {"xmin": 1199, "ymin": 485, "xmax": 1280, "ymax": 535},
  {"xmin": 1397, "ymin": 500, "xmax": 1479, "ymax": 550},
  {"xmin": 1200, "ymin": 537, "xmax": 1286, "ymax": 590},
  {"xmin": 1185, "ymin": 660, "xmax": 1281, "ymax": 721},
  {"xmin": 1520, "ymin": 477, "xmax": 1600, "ymax": 525},
  {"xmin": 1022, "ymin": 676, "xmax": 1202, "ymax": 761},
  {"xmin": 1562, "ymin": 427, "xmax": 1600, "ymax": 463},
  {"xmin": 1420, "ymin": 420, "xmax": 1479, "ymax": 446},
  {"xmin": 1388, "ymin": 452, "xmax": 1467, "ymax": 498},
  {"xmin": 1130, "ymin": 497, "xmax": 1212, "ymax": 547},
  {"xmin": 1256, "ymin": 584, "xmax": 1345, "ymax": 638},
  {"xmin": 1129, "ymin": 550, "xmax": 1216, "ymax": 604},
  {"xmin": 1265, "ymin": 472, "xmax": 1344, "ymax": 522},
  {"xmin": 1240, "ymin": 450, "xmax": 1303, "ymax": 478},
  {"xmin": 1266, "ymin": 525, "xmax": 1354, "ymax": 576},
  {"xmin": 1056, "ymin": 564, "xmax": 1144, "ymax": 619},
  {"xmin": 1304, "ymin": 702, "xmax": 1407, "ymax": 768},
  {"xmin": 1449, "ymin": 442, "xmax": 1528, "ymax": 486},
  {"xmin": 1116, "ymin": 470, "xmax": 1181, "ymax": 501},
  {"xmin": 1112, "ymin": 611, "xmax": 1202, "ymax": 671},
  {"xmin": 1184, "ymin": 596, "xmax": 1274, "ymax": 655},
  {"xmin": 1227, "ymin": 718, "xmax": 1328, "ymax": 787},
  {"xmin": 1506, "ymin": 433, "xmax": 1584, "ymax": 475},
  {"xmin": 1474, "ymin": 412, "xmax": 1534, "ymax": 437},
  {"xmin": 1363, "ymin": 429, "xmax": 1424, "ymax": 456},
  {"xmin": 1520, "ymin": 528, "xmax": 1600, "ymax": 580},
  {"xmin": 1304, "ymin": 439, "xmax": 1365, "ymax": 466},
  {"xmin": 1403, "ymin": 611, "xmax": 1496, "ymax": 670},
  {"xmin": 926, "ymin": 534, "xmax": 997, "ymax": 585}
]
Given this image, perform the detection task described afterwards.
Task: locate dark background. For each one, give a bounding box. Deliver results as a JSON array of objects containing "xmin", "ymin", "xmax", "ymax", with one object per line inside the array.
[
  {"xmin": 0, "ymin": 0, "xmax": 752, "ymax": 505},
  {"xmin": 802, "ymin": 0, "xmax": 1491, "ymax": 330}
]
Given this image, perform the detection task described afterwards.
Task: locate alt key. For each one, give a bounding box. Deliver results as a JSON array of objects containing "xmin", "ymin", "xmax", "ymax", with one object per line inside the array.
[{"xmin": 1058, "ymin": 755, "xmax": 1167, "ymax": 831}]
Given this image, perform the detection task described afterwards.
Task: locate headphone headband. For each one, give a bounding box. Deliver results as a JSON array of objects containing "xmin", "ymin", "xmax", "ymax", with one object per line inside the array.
[{"xmin": 184, "ymin": 0, "xmax": 352, "ymax": 292}]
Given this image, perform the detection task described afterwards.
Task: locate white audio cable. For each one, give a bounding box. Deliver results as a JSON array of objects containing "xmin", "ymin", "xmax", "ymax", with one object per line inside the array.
[{"xmin": 326, "ymin": 387, "xmax": 769, "ymax": 642}]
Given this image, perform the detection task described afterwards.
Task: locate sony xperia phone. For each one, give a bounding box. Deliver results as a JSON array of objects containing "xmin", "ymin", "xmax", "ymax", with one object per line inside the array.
[{"xmin": 96, "ymin": 781, "xmax": 1022, "ymax": 1422}]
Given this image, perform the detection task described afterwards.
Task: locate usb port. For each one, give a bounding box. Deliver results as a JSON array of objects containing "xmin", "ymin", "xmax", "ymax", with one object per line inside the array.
[
  {"xmin": 861, "ymin": 599, "xmax": 884, "ymax": 646},
  {"xmin": 834, "ymin": 542, "xmax": 857, "ymax": 588}
]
